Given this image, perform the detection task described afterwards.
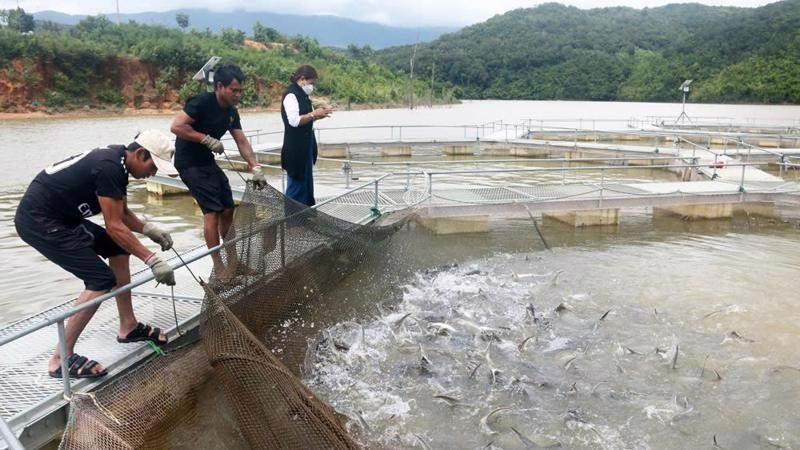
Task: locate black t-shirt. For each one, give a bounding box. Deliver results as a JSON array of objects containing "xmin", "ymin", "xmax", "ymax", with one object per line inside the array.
[
  {"xmin": 175, "ymin": 92, "xmax": 242, "ymax": 170},
  {"xmin": 19, "ymin": 146, "xmax": 129, "ymax": 230}
]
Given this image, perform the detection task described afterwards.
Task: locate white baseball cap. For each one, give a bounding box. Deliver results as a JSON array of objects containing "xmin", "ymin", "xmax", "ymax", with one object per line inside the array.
[{"xmin": 134, "ymin": 130, "xmax": 178, "ymax": 177}]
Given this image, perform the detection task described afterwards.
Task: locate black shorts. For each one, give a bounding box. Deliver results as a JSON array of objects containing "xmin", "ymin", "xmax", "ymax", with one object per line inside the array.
[
  {"xmin": 178, "ymin": 164, "xmax": 235, "ymax": 214},
  {"xmin": 14, "ymin": 212, "xmax": 127, "ymax": 292}
]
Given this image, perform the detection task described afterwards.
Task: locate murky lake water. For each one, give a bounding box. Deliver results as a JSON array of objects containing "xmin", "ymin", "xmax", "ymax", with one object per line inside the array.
[{"xmin": 2, "ymin": 100, "xmax": 800, "ymax": 448}]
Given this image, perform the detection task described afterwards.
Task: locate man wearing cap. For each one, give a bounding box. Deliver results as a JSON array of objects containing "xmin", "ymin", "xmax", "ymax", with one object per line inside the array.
[
  {"xmin": 14, "ymin": 130, "xmax": 179, "ymax": 379},
  {"xmin": 170, "ymin": 63, "xmax": 266, "ymax": 283}
]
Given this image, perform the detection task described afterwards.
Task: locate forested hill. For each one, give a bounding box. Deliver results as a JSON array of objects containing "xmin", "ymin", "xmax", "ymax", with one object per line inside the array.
[
  {"xmin": 0, "ymin": 13, "xmax": 456, "ymax": 113},
  {"xmin": 372, "ymin": 1, "xmax": 800, "ymax": 104}
]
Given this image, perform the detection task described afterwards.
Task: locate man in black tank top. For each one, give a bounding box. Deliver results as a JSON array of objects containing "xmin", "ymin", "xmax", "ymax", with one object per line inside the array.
[
  {"xmin": 170, "ymin": 64, "xmax": 265, "ymax": 283},
  {"xmin": 14, "ymin": 130, "xmax": 179, "ymax": 379}
]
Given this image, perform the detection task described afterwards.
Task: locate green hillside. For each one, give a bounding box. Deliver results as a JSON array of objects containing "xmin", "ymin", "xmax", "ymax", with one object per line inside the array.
[
  {"xmin": 372, "ymin": 1, "xmax": 800, "ymax": 103},
  {"xmin": 0, "ymin": 11, "xmax": 456, "ymax": 112}
]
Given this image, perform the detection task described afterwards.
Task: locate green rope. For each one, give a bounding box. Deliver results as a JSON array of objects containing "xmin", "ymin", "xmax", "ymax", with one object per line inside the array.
[{"xmin": 147, "ymin": 340, "xmax": 166, "ymax": 356}]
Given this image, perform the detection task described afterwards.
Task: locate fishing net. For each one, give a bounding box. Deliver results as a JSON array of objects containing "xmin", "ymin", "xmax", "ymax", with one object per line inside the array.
[{"xmin": 59, "ymin": 183, "xmax": 403, "ymax": 449}]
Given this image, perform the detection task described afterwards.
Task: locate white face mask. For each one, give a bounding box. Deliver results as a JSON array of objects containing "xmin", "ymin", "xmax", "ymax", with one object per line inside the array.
[{"xmin": 302, "ymin": 84, "xmax": 314, "ymax": 95}]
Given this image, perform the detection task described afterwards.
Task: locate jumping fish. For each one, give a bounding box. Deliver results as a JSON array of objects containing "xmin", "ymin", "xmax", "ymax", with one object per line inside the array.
[
  {"xmin": 480, "ymin": 406, "xmax": 514, "ymax": 433},
  {"xmin": 469, "ymin": 361, "xmax": 483, "ymax": 379},
  {"xmin": 394, "ymin": 312, "xmax": 417, "ymax": 328},
  {"xmin": 699, "ymin": 355, "xmax": 721, "ymax": 380},
  {"xmin": 510, "ymin": 427, "xmax": 564, "ymax": 449},
  {"xmin": 555, "ymin": 302, "xmax": 572, "ymax": 313},
  {"xmin": 413, "ymin": 433, "xmax": 432, "ymax": 450},
  {"xmin": 671, "ymin": 343, "xmax": 679, "ymax": 370},
  {"xmin": 510, "ymin": 426, "xmax": 540, "ymax": 449},
  {"xmin": 727, "ymin": 331, "xmax": 755, "ymax": 343},
  {"xmin": 619, "ymin": 345, "xmax": 640, "ymax": 355},
  {"xmin": 525, "ymin": 304, "xmax": 538, "ymax": 323},
  {"xmin": 418, "ymin": 343, "xmax": 432, "ymax": 368},
  {"xmin": 354, "ymin": 411, "xmax": 371, "ymax": 433},
  {"xmin": 433, "ymin": 394, "xmax": 471, "ymax": 408},
  {"xmin": 428, "ymin": 322, "xmax": 457, "ymax": 336},
  {"xmin": 563, "ymin": 355, "xmax": 578, "ymax": 371},
  {"xmin": 547, "ymin": 270, "xmax": 562, "ymax": 286},
  {"xmin": 452, "ymin": 318, "xmax": 502, "ymax": 340},
  {"xmin": 482, "ymin": 342, "xmax": 502, "ymax": 384},
  {"xmin": 518, "ymin": 335, "xmax": 537, "ymax": 352}
]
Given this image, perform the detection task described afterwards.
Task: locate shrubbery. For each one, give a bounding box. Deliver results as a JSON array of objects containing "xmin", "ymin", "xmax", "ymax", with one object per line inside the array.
[{"xmin": 0, "ymin": 9, "xmax": 454, "ymax": 110}]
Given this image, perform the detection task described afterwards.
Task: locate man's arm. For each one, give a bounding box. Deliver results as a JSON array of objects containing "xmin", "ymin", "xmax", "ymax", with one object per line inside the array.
[
  {"xmin": 98, "ymin": 196, "xmax": 153, "ymax": 261},
  {"xmin": 120, "ymin": 197, "xmax": 145, "ymax": 234},
  {"xmin": 170, "ymin": 111, "xmax": 205, "ymax": 143},
  {"xmin": 231, "ymin": 128, "xmax": 259, "ymax": 170}
]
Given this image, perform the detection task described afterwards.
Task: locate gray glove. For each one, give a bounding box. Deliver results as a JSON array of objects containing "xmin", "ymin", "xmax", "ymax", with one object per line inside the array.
[
  {"xmin": 201, "ymin": 134, "xmax": 225, "ymax": 154},
  {"xmin": 142, "ymin": 221, "xmax": 173, "ymax": 251},
  {"xmin": 145, "ymin": 254, "xmax": 175, "ymax": 286},
  {"xmin": 251, "ymin": 166, "xmax": 267, "ymax": 190}
]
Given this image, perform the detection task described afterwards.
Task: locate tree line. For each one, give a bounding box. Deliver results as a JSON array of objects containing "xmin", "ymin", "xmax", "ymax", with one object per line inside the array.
[
  {"xmin": 0, "ymin": 9, "xmax": 457, "ymax": 111},
  {"xmin": 370, "ymin": 1, "xmax": 800, "ymax": 104}
]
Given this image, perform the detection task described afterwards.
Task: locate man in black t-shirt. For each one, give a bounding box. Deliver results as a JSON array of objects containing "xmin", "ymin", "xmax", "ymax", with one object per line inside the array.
[
  {"xmin": 14, "ymin": 130, "xmax": 179, "ymax": 379},
  {"xmin": 170, "ymin": 64, "xmax": 265, "ymax": 283}
]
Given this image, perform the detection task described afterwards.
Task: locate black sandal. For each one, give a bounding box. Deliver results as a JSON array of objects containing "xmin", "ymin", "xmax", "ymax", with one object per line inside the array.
[
  {"xmin": 117, "ymin": 322, "xmax": 168, "ymax": 345},
  {"xmin": 48, "ymin": 353, "xmax": 108, "ymax": 379}
]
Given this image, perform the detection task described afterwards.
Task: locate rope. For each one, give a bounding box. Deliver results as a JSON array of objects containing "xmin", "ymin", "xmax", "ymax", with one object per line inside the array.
[
  {"xmin": 522, "ymin": 205, "xmax": 551, "ymax": 251},
  {"xmin": 168, "ymin": 247, "xmax": 208, "ymax": 337},
  {"xmin": 222, "ymin": 151, "xmax": 249, "ymax": 185}
]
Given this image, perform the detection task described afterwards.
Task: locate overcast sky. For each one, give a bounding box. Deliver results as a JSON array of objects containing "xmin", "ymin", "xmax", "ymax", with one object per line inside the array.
[{"xmin": 2, "ymin": 0, "xmax": 778, "ymax": 27}]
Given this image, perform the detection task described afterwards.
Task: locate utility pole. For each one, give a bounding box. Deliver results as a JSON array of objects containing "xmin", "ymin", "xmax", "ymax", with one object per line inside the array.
[
  {"xmin": 408, "ymin": 40, "xmax": 418, "ymax": 110},
  {"xmin": 116, "ymin": 0, "xmax": 120, "ymax": 24}
]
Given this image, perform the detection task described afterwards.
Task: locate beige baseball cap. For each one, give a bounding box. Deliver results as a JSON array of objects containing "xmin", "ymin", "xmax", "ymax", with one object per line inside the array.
[{"xmin": 134, "ymin": 130, "xmax": 178, "ymax": 177}]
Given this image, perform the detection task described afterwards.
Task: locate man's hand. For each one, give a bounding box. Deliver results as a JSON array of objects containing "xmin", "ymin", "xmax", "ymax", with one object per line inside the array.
[
  {"xmin": 251, "ymin": 166, "xmax": 267, "ymax": 190},
  {"xmin": 145, "ymin": 253, "xmax": 175, "ymax": 286},
  {"xmin": 142, "ymin": 221, "xmax": 173, "ymax": 251},
  {"xmin": 201, "ymin": 134, "xmax": 225, "ymax": 154}
]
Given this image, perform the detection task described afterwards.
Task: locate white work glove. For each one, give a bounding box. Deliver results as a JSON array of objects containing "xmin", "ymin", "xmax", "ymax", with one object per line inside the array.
[
  {"xmin": 145, "ymin": 253, "xmax": 175, "ymax": 286},
  {"xmin": 251, "ymin": 166, "xmax": 267, "ymax": 190},
  {"xmin": 142, "ymin": 221, "xmax": 173, "ymax": 251},
  {"xmin": 201, "ymin": 134, "xmax": 225, "ymax": 154}
]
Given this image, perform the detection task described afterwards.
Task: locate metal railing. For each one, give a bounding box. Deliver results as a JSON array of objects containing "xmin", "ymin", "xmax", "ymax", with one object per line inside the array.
[
  {"xmin": 0, "ymin": 170, "xmax": 405, "ymax": 449},
  {"xmin": 422, "ymin": 160, "xmax": 769, "ymax": 201},
  {"xmin": 0, "ymin": 144, "xmax": 791, "ymax": 448},
  {"xmin": 221, "ymin": 123, "xmax": 534, "ymax": 148}
]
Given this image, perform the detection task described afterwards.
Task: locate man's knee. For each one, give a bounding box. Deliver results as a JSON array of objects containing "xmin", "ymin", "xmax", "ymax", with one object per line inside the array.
[
  {"xmin": 221, "ymin": 208, "xmax": 234, "ymax": 221},
  {"xmin": 86, "ymin": 270, "xmax": 117, "ymax": 292}
]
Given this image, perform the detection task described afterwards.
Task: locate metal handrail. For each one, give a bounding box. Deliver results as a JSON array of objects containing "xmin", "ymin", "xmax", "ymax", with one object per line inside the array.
[
  {"xmin": 423, "ymin": 160, "xmax": 765, "ymax": 198},
  {"xmin": 529, "ymin": 123, "xmax": 800, "ymax": 142},
  {"xmin": 423, "ymin": 161, "xmax": 761, "ymax": 176},
  {"xmin": 313, "ymin": 155, "xmax": 681, "ymax": 167},
  {"xmin": 0, "ymin": 416, "xmax": 23, "ymax": 450},
  {"xmin": 0, "ymin": 175, "xmax": 400, "ymax": 350},
  {"xmin": 0, "ymin": 168, "xmax": 407, "ymax": 448}
]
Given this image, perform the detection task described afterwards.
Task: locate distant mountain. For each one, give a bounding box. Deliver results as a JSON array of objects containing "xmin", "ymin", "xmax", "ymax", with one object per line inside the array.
[{"xmin": 32, "ymin": 9, "xmax": 455, "ymax": 49}]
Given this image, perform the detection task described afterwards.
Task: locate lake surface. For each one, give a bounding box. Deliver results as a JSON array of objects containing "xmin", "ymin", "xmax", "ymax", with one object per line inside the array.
[{"xmin": 2, "ymin": 100, "xmax": 799, "ymax": 449}]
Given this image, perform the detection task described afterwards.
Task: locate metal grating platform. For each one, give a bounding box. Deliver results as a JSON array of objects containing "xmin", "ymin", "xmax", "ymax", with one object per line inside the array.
[{"xmin": 0, "ymin": 291, "xmax": 202, "ymax": 421}]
